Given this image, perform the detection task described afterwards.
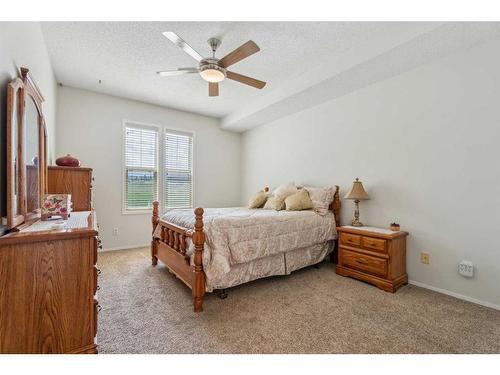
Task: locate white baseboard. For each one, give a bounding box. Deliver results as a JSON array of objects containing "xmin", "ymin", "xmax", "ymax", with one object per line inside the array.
[
  {"xmin": 100, "ymin": 243, "xmax": 150, "ymax": 252},
  {"xmin": 409, "ymin": 280, "xmax": 500, "ymax": 311}
]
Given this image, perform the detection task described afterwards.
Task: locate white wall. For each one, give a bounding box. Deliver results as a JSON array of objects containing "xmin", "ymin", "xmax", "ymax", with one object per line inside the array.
[
  {"xmin": 56, "ymin": 86, "xmax": 241, "ymax": 250},
  {"xmin": 241, "ymin": 40, "xmax": 500, "ymax": 307},
  {"xmin": 0, "ymin": 22, "xmax": 57, "ymax": 232}
]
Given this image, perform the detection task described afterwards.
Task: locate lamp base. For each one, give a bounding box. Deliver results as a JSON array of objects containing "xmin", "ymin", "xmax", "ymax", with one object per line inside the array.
[
  {"xmin": 351, "ymin": 200, "xmax": 364, "ymax": 227},
  {"xmin": 351, "ymin": 220, "xmax": 364, "ymax": 227}
]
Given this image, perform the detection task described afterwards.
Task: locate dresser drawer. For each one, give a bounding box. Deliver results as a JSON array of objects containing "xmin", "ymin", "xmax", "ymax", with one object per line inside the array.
[
  {"xmin": 339, "ymin": 232, "xmax": 361, "ymax": 247},
  {"xmin": 340, "ymin": 249, "xmax": 387, "ymax": 277},
  {"xmin": 361, "ymin": 236, "xmax": 387, "ymax": 253}
]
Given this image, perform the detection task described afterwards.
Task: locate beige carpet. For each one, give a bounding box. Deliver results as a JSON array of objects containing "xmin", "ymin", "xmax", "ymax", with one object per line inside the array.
[{"xmin": 96, "ymin": 247, "xmax": 500, "ymax": 354}]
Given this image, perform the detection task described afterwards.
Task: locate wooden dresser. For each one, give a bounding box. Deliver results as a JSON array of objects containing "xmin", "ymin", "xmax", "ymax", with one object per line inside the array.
[
  {"xmin": 48, "ymin": 166, "xmax": 93, "ymax": 211},
  {"xmin": 0, "ymin": 211, "xmax": 101, "ymax": 353},
  {"xmin": 336, "ymin": 226, "xmax": 408, "ymax": 292}
]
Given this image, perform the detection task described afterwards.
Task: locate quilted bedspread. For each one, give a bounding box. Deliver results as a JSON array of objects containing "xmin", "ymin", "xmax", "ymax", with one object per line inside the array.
[{"xmin": 154, "ymin": 207, "xmax": 337, "ymax": 290}]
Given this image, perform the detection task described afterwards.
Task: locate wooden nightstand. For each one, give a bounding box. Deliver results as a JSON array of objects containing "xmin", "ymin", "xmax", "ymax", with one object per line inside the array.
[{"xmin": 336, "ymin": 226, "xmax": 408, "ymax": 292}]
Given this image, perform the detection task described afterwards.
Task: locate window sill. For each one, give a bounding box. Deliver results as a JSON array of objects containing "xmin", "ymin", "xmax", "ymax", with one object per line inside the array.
[{"xmin": 122, "ymin": 209, "xmax": 153, "ymax": 216}]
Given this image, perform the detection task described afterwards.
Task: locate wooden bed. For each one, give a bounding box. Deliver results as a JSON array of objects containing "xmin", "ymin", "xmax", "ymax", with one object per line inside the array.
[{"xmin": 151, "ymin": 185, "xmax": 341, "ymax": 312}]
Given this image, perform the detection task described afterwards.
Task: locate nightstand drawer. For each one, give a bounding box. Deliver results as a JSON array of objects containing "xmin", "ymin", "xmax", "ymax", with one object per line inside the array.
[
  {"xmin": 361, "ymin": 236, "xmax": 386, "ymax": 253},
  {"xmin": 340, "ymin": 249, "xmax": 387, "ymax": 277},
  {"xmin": 339, "ymin": 232, "xmax": 361, "ymax": 247}
]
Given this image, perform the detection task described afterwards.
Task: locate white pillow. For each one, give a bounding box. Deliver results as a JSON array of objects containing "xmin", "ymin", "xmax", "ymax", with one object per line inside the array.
[
  {"xmin": 304, "ymin": 186, "xmax": 335, "ymax": 216},
  {"xmin": 273, "ymin": 183, "xmax": 298, "ymax": 200}
]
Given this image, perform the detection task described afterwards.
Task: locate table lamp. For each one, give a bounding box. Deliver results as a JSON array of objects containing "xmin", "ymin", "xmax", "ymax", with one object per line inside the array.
[{"xmin": 344, "ymin": 178, "xmax": 370, "ymax": 227}]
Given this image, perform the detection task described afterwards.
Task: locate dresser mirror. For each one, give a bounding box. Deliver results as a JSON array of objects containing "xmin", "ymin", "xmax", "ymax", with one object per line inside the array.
[
  {"xmin": 25, "ymin": 96, "xmax": 41, "ymax": 213},
  {"xmin": 5, "ymin": 67, "xmax": 47, "ymax": 228}
]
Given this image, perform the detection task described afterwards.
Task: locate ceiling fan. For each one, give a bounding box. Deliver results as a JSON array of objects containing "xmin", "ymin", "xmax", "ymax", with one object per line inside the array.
[{"xmin": 157, "ymin": 32, "xmax": 266, "ymax": 97}]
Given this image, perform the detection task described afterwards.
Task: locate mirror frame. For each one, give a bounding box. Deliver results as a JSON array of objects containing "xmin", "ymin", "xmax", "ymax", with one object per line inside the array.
[
  {"xmin": 21, "ymin": 67, "xmax": 47, "ymax": 220},
  {"xmin": 6, "ymin": 78, "xmax": 25, "ymax": 228},
  {"xmin": 5, "ymin": 68, "xmax": 47, "ymax": 229}
]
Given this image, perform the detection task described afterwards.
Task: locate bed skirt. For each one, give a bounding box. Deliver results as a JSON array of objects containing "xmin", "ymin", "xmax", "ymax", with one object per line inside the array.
[{"xmin": 207, "ymin": 241, "xmax": 333, "ymax": 291}]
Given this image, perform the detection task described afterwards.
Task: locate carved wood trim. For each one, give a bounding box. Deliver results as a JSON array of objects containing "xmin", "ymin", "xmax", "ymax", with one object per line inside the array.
[
  {"xmin": 6, "ymin": 78, "xmax": 25, "ymax": 228},
  {"xmin": 151, "ymin": 204, "xmax": 206, "ymax": 312},
  {"xmin": 330, "ymin": 185, "xmax": 341, "ymax": 227}
]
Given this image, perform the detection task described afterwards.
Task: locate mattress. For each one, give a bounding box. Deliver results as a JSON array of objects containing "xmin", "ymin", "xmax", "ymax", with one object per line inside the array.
[{"xmin": 154, "ymin": 207, "xmax": 337, "ymax": 291}]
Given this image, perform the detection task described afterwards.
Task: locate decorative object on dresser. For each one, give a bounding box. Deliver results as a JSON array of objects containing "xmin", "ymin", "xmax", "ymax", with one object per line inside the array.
[
  {"xmin": 390, "ymin": 222, "xmax": 401, "ymax": 231},
  {"xmin": 344, "ymin": 178, "xmax": 370, "ymax": 227},
  {"xmin": 55, "ymin": 153, "xmax": 81, "ymax": 167},
  {"xmin": 47, "ymin": 166, "xmax": 93, "ymax": 211},
  {"xmin": 336, "ymin": 226, "xmax": 408, "ymax": 292},
  {"xmin": 41, "ymin": 194, "xmax": 72, "ymax": 220},
  {"xmin": 0, "ymin": 211, "xmax": 100, "ymax": 353}
]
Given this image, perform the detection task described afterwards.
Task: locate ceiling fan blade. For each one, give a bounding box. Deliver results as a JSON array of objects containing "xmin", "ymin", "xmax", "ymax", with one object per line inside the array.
[
  {"xmin": 209, "ymin": 82, "xmax": 219, "ymax": 97},
  {"xmin": 157, "ymin": 68, "xmax": 199, "ymax": 77},
  {"xmin": 163, "ymin": 32, "xmax": 203, "ymax": 62},
  {"xmin": 219, "ymin": 41, "xmax": 260, "ymax": 68},
  {"xmin": 226, "ymin": 71, "xmax": 266, "ymax": 89}
]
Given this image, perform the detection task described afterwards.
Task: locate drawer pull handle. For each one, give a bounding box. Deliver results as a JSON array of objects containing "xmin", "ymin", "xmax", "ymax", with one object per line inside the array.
[{"xmin": 356, "ymin": 259, "xmax": 368, "ymax": 265}]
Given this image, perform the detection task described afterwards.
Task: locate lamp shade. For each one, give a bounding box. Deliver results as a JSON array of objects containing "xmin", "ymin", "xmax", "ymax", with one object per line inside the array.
[{"xmin": 344, "ymin": 178, "xmax": 370, "ymax": 200}]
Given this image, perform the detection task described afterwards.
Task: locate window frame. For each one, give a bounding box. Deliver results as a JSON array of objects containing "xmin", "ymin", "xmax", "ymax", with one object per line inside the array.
[
  {"xmin": 122, "ymin": 120, "xmax": 160, "ymax": 215},
  {"xmin": 121, "ymin": 120, "xmax": 196, "ymax": 216}
]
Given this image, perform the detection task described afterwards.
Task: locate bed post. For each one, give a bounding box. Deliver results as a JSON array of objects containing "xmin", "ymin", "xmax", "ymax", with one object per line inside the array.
[
  {"xmin": 331, "ymin": 186, "xmax": 341, "ymax": 263},
  {"xmin": 333, "ymin": 185, "xmax": 341, "ymax": 227},
  {"xmin": 151, "ymin": 201, "xmax": 159, "ymax": 266},
  {"xmin": 193, "ymin": 207, "xmax": 206, "ymax": 312}
]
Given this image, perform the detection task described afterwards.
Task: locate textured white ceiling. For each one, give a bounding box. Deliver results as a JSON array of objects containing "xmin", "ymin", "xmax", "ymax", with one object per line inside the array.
[
  {"xmin": 41, "ymin": 22, "xmax": 396, "ymax": 118},
  {"xmin": 222, "ymin": 22, "xmax": 500, "ymax": 131},
  {"xmin": 41, "ymin": 22, "xmax": 500, "ymax": 130}
]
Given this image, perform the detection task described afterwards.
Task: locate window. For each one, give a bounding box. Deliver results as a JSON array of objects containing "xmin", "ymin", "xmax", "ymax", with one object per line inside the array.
[
  {"xmin": 123, "ymin": 122, "xmax": 194, "ymax": 214},
  {"xmin": 164, "ymin": 130, "xmax": 193, "ymax": 210},
  {"xmin": 123, "ymin": 123, "xmax": 159, "ymax": 212}
]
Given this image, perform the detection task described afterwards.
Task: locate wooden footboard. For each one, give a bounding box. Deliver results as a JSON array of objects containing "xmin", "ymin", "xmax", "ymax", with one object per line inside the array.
[{"xmin": 151, "ymin": 202, "xmax": 206, "ymax": 312}]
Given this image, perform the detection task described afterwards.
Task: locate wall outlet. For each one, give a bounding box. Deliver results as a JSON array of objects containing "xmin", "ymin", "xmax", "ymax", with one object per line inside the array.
[
  {"xmin": 420, "ymin": 252, "xmax": 430, "ymax": 265},
  {"xmin": 112, "ymin": 227, "xmax": 118, "ymax": 236},
  {"xmin": 458, "ymin": 261, "xmax": 474, "ymax": 278}
]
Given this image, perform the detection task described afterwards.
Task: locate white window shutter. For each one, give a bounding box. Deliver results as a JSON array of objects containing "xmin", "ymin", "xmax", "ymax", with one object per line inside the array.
[
  {"xmin": 124, "ymin": 125, "xmax": 158, "ymax": 210},
  {"xmin": 164, "ymin": 131, "xmax": 193, "ymax": 209}
]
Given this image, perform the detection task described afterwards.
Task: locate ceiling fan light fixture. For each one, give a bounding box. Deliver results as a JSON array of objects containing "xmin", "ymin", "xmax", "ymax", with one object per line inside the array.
[
  {"xmin": 199, "ymin": 60, "xmax": 226, "ymax": 83},
  {"xmin": 200, "ymin": 68, "xmax": 225, "ymax": 83}
]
